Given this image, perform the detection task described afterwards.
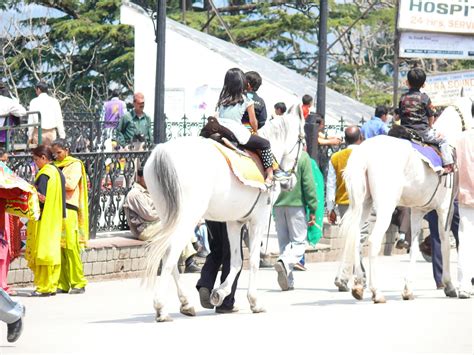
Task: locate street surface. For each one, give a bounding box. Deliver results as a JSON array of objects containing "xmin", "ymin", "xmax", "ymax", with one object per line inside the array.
[{"xmin": 1, "ymin": 253, "xmax": 472, "ymax": 355}]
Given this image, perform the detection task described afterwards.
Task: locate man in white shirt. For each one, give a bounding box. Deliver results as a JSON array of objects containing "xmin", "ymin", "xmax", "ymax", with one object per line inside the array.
[
  {"xmin": 28, "ymin": 81, "xmax": 65, "ymax": 146},
  {"xmin": 0, "ymin": 83, "xmax": 27, "ymax": 147}
]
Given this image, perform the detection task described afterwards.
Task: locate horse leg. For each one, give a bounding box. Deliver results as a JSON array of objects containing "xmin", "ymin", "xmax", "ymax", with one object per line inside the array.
[
  {"xmin": 351, "ymin": 201, "xmax": 371, "ymax": 300},
  {"xmin": 153, "ymin": 230, "xmax": 192, "ymax": 322},
  {"xmin": 171, "ymin": 265, "xmax": 196, "ymax": 317},
  {"xmin": 402, "ymin": 209, "xmax": 424, "ymax": 300},
  {"xmin": 438, "ymin": 207, "xmax": 457, "ymax": 297},
  {"xmin": 210, "ymin": 222, "xmax": 243, "ymax": 307},
  {"xmin": 246, "ymin": 220, "xmax": 266, "ymax": 313},
  {"xmin": 367, "ymin": 205, "xmax": 394, "ymax": 304}
]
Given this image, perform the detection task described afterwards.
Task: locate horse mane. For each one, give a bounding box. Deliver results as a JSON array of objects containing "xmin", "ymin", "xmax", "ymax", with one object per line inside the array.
[
  {"xmin": 434, "ymin": 96, "xmax": 474, "ymax": 143},
  {"xmin": 259, "ymin": 113, "xmax": 291, "ymax": 142}
]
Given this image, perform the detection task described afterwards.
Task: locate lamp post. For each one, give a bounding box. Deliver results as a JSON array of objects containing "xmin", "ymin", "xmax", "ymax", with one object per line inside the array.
[
  {"xmin": 154, "ymin": 0, "xmax": 167, "ymax": 144},
  {"xmin": 131, "ymin": 0, "xmax": 167, "ymax": 144},
  {"xmin": 316, "ymin": 0, "xmax": 328, "ymax": 120}
]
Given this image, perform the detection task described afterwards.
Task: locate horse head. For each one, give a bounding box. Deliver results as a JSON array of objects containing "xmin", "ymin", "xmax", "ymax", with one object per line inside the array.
[
  {"xmin": 259, "ymin": 103, "xmax": 305, "ymax": 177},
  {"xmin": 434, "ymin": 96, "xmax": 474, "ymax": 144}
]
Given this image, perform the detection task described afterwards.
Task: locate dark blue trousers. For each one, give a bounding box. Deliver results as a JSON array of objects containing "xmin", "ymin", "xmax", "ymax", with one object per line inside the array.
[
  {"xmin": 196, "ymin": 221, "xmax": 242, "ymax": 309},
  {"xmin": 424, "ymin": 202, "xmax": 459, "ymax": 287}
]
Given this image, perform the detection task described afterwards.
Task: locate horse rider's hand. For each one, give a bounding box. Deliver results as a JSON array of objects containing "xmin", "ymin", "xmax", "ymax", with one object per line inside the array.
[
  {"xmin": 331, "ymin": 137, "xmax": 342, "ymax": 146},
  {"xmin": 38, "ymin": 193, "xmax": 45, "ymax": 203},
  {"xmin": 308, "ymin": 214, "xmax": 316, "ymax": 226},
  {"xmin": 328, "ymin": 209, "xmax": 337, "ymax": 225}
]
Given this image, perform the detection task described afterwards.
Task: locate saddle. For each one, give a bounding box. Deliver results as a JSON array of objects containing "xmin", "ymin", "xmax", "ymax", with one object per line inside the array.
[
  {"xmin": 388, "ymin": 125, "xmax": 445, "ymax": 174},
  {"xmin": 200, "ymin": 117, "xmax": 266, "ymax": 190}
]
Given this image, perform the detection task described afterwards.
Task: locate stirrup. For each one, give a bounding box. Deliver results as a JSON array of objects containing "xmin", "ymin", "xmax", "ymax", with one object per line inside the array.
[{"xmin": 273, "ymin": 170, "xmax": 291, "ymax": 181}]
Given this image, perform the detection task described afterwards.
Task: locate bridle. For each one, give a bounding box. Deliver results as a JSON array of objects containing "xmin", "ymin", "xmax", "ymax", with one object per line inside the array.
[{"xmin": 272, "ymin": 131, "xmax": 306, "ymax": 176}]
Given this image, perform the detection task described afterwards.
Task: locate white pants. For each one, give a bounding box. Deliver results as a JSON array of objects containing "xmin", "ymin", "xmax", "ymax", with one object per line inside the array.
[
  {"xmin": 458, "ymin": 205, "xmax": 474, "ymax": 293},
  {"xmin": 0, "ymin": 288, "xmax": 23, "ymax": 324},
  {"xmin": 274, "ymin": 206, "xmax": 308, "ymax": 287}
]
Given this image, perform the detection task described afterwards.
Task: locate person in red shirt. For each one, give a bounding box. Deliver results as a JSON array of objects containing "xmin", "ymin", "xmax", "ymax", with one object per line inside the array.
[{"xmin": 301, "ymin": 94, "xmax": 313, "ymax": 120}]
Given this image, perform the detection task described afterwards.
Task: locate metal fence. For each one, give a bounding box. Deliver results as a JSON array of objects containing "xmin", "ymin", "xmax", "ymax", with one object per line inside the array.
[
  {"xmin": 9, "ymin": 150, "xmax": 150, "ymax": 239},
  {"xmin": 4, "ymin": 112, "xmax": 365, "ymax": 238}
]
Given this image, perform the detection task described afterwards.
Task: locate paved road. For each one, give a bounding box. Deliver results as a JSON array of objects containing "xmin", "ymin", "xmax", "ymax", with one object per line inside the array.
[{"xmin": 1, "ymin": 254, "xmax": 472, "ymax": 354}]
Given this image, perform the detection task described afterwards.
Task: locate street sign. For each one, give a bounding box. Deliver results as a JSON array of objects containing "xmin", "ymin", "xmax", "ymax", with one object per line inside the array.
[
  {"xmin": 400, "ymin": 31, "xmax": 474, "ymax": 60},
  {"xmin": 398, "ymin": 0, "xmax": 474, "ymax": 34},
  {"xmin": 424, "ymin": 70, "xmax": 474, "ymax": 106}
]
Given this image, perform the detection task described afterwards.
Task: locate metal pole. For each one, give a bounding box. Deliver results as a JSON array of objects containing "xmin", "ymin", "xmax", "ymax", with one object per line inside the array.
[
  {"xmin": 316, "ymin": 0, "xmax": 328, "ymax": 119},
  {"xmin": 182, "ymin": 0, "xmax": 186, "ymax": 23},
  {"xmin": 154, "ymin": 0, "xmax": 166, "ymax": 144},
  {"xmin": 392, "ymin": 0, "xmax": 401, "ymax": 109}
]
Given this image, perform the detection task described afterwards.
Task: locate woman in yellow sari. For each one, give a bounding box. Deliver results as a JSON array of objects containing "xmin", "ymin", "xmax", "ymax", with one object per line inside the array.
[
  {"xmin": 51, "ymin": 139, "xmax": 88, "ymax": 294},
  {"xmin": 26, "ymin": 145, "xmax": 66, "ymax": 296}
]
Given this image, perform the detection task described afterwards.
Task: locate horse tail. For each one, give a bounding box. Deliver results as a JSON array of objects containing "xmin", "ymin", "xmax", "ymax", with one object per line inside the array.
[
  {"xmin": 142, "ymin": 146, "xmax": 182, "ymax": 286},
  {"xmin": 339, "ymin": 148, "xmax": 368, "ymax": 267}
]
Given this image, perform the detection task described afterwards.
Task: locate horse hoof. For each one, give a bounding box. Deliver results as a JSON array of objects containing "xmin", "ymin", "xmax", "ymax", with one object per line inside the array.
[
  {"xmin": 373, "ymin": 295, "xmax": 386, "ymax": 304},
  {"xmin": 251, "ymin": 305, "xmax": 266, "ymax": 313},
  {"xmin": 351, "ymin": 285, "xmax": 364, "ymax": 300},
  {"xmin": 444, "ymin": 287, "xmax": 457, "ymax": 298},
  {"xmin": 155, "ymin": 313, "xmax": 173, "ymax": 322},
  {"xmin": 180, "ymin": 305, "xmax": 196, "ymax": 317},
  {"xmin": 458, "ymin": 290, "xmax": 471, "ymax": 299},
  {"xmin": 335, "ymin": 278, "xmax": 350, "ymax": 292},
  {"xmin": 402, "ymin": 291, "xmax": 414, "ymax": 301},
  {"xmin": 210, "ymin": 289, "xmax": 225, "ymax": 307}
]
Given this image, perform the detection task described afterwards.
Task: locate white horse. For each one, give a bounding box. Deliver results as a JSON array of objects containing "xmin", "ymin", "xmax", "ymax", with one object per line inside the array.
[
  {"xmin": 337, "ymin": 96, "xmax": 473, "ymax": 303},
  {"xmin": 143, "ymin": 111, "xmax": 304, "ymax": 321}
]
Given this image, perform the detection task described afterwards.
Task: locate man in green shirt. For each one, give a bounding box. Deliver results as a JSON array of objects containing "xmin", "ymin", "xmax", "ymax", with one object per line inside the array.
[
  {"xmin": 273, "ymin": 150, "xmax": 317, "ymax": 291},
  {"xmin": 114, "ymin": 92, "xmax": 152, "ymax": 148}
]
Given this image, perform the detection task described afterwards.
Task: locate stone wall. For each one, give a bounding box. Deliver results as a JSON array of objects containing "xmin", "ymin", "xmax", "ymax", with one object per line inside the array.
[{"xmin": 9, "ymin": 219, "xmax": 429, "ymax": 286}]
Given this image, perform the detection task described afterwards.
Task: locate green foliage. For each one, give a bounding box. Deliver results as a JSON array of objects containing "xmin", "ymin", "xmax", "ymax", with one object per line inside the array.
[
  {"xmin": 2, "ymin": 0, "xmax": 134, "ymax": 111},
  {"xmin": 2, "ymin": 0, "xmax": 471, "ymax": 112}
]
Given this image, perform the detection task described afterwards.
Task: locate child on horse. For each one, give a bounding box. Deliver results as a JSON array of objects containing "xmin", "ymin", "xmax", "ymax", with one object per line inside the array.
[
  {"xmin": 215, "ymin": 68, "xmax": 274, "ymax": 185},
  {"xmin": 399, "ymin": 68, "xmax": 454, "ymax": 174}
]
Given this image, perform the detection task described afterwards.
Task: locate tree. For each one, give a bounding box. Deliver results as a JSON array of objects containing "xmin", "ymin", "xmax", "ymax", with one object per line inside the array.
[{"xmin": 1, "ymin": 0, "xmax": 134, "ymax": 113}]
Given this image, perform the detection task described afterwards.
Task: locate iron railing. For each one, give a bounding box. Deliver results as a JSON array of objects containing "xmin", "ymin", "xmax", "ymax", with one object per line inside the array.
[
  {"xmin": 8, "ymin": 150, "xmax": 150, "ymax": 239},
  {"xmin": 4, "ymin": 113, "xmax": 367, "ymax": 238}
]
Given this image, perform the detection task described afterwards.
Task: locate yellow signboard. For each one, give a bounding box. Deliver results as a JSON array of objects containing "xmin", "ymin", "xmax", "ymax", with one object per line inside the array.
[{"xmin": 424, "ymin": 70, "xmax": 474, "ymax": 106}]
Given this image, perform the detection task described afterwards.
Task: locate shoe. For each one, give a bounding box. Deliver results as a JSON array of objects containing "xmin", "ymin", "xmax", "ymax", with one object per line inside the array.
[
  {"xmin": 442, "ymin": 164, "xmax": 454, "ymax": 175},
  {"xmin": 7, "ymin": 305, "xmax": 24, "ymax": 343},
  {"xmin": 198, "ymin": 287, "xmax": 214, "ymax": 309},
  {"xmin": 184, "ymin": 260, "xmax": 201, "ymax": 273},
  {"xmin": 56, "ymin": 289, "xmax": 69, "ymax": 294},
  {"xmin": 7, "ymin": 290, "xmax": 18, "ymax": 296},
  {"xmin": 274, "ymin": 260, "xmax": 289, "ymax": 291},
  {"xmin": 419, "ymin": 238, "xmax": 432, "ymax": 256},
  {"xmin": 215, "ymin": 305, "xmax": 239, "ymax": 314},
  {"xmin": 436, "ymin": 283, "xmax": 444, "ymax": 290},
  {"xmin": 273, "ymin": 170, "xmax": 291, "ymax": 181},
  {"xmin": 30, "ymin": 291, "xmax": 51, "ymax": 297},
  {"xmin": 395, "ymin": 239, "xmax": 409, "ymax": 250},
  {"xmin": 70, "ymin": 287, "xmax": 85, "ymax": 294},
  {"xmin": 293, "ymin": 262, "xmax": 307, "ymax": 271}
]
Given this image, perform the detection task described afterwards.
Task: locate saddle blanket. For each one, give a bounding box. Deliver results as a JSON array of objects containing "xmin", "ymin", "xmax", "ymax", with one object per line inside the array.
[
  {"xmin": 411, "ymin": 142, "xmax": 443, "ymax": 173},
  {"xmin": 213, "ymin": 142, "xmax": 267, "ymax": 190}
]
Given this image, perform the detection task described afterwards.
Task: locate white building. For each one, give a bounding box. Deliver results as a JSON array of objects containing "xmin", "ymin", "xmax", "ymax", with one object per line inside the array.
[{"xmin": 120, "ymin": 1, "xmax": 373, "ymax": 126}]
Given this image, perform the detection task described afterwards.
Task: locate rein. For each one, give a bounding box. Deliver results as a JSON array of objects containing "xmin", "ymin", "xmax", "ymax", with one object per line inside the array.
[
  {"xmin": 421, "ymin": 175, "xmax": 442, "ymax": 209},
  {"xmin": 272, "ymin": 133, "xmax": 305, "ymax": 175}
]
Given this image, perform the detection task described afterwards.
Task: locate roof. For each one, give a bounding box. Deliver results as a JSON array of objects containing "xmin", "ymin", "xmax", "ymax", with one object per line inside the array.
[{"xmin": 166, "ymin": 18, "xmax": 373, "ymax": 125}]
